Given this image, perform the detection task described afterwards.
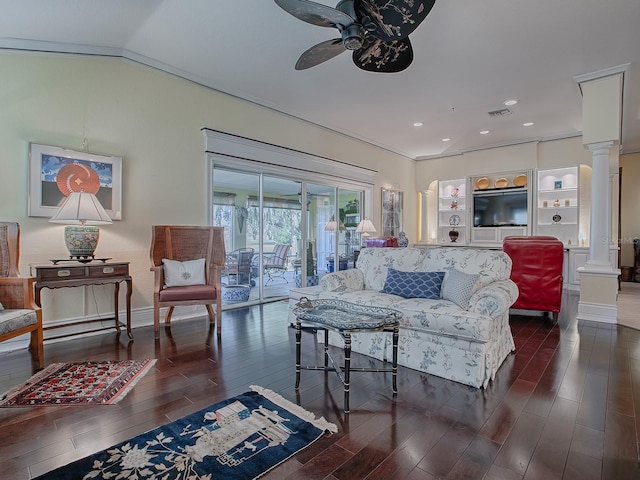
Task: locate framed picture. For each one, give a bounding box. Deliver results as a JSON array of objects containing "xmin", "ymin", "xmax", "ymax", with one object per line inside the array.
[
  {"xmin": 554, "ymin": 180, "xmax": 563, "ymax": 190},
  {"xmin": 381, "ymin": 188, "xmax": 403, "ymax": 237},
  {"xmin": 29, "ymin": 143, "xmax": 122, "ymax": 219}
]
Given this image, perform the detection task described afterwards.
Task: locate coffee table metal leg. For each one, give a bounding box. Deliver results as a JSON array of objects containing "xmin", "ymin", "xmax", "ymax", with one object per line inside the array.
[
  {"xmin": 392, "ymin": 326, "xmax": 399, "ymax": 393},
  {"xmin": 324, "ymin": 328, "xmax": 329, "ymax": 367},
  {"xmin": 295, "ymin": 320, "xmax": 301, "ymax": 389},
  {"xmin": 344, "ymin": 333, "xmax": 351, "ymax": 414}
]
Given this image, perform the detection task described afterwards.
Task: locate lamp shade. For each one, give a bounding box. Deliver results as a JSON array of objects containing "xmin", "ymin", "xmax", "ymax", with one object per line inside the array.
[
  {"xmin": 49, "ymin": 192, "xmax": 113, "ymax": 225},
  {"xmin": 356, "ymin": 217, "xmax": 377, "ymax": 237},
  {"xmin": 49, "ymin": 192, "xmax": 112, "ymax": 259},
  {"xmin": 324, "ymin": 215, "xmax": 345, "ymax": 232}
]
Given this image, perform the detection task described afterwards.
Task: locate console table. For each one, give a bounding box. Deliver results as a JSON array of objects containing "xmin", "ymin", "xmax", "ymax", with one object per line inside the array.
[{"xmin": 30, "ymin": 261, "xmax": 132, "ymax": 340}]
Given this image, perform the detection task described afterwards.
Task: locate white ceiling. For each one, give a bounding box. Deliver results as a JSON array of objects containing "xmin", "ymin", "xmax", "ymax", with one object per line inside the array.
[{"xmin": 1, "ymin": 0, "xmax": 639, "ymax": 159}]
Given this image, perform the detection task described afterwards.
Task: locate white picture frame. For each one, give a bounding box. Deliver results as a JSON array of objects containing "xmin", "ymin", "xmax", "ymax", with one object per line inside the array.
[{"xmin": 28, "ymin": 143, "xmax": 122, "ymax": 220}]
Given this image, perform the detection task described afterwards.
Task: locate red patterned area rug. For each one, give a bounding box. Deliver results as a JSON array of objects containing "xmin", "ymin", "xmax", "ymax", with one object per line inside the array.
[{"xmin": 0, "ymin": 359, "xmax": 156, "ymax": 407}]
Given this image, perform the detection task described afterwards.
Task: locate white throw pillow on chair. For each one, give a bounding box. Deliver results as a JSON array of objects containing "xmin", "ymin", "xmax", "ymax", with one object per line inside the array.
[{"xmin": 162, "ymin": 258, "xmax": 206, "ymax": 287}]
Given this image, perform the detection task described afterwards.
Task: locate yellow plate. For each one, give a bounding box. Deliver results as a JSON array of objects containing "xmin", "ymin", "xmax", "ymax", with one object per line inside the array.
[
  {"xmin": 475, "ymin": 177, "xmax": 490, "ymax": 190},
  {"xmin": 494, "ymin": 177, "xmax": 509, "ymax": 188},
  {"xmin": 513, "ymin": 174, "xmax": 528, "ymax": 187}
]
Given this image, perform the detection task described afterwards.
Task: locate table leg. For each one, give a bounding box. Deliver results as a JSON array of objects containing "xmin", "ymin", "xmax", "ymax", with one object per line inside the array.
[
  {"xmin": 324, "ymin": 328, "xmax": 329, "ymax": 367},
  {"xmin": 344, "ymin": 333, "xmax": 351, "ymax": 414},
  {"xmin": 125, "ymin": 277, "xmax": 133, "ymax": 339},
  {"xmin": 392, "ymin": 326, "xmax": 398, "ymax": 394},
  {"xmin": 295, "ymin": 319, "xmax": 302, "ymax": 389},
  {"xmin": 34, "ymin": 286, "xmax": 42, "ymax": 308},
  {"xmin": 114, "ymin": 282, "xmax": 121, "ymax": 334}
]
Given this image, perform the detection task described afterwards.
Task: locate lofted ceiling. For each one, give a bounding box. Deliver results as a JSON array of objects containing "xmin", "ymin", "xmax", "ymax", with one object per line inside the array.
[{"xmin": 1, "ymin": 0, "xmax": 639, "ymax": 160}]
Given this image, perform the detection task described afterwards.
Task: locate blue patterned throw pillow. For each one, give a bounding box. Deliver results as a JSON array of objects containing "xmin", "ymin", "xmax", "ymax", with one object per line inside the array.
[
  {"xmin": 381, "ymin": 268, "xmax": 445, "ymax": 299},
  {"xmin": 441, "ymin": 268, "xmax": 480, "ymax": 309}
]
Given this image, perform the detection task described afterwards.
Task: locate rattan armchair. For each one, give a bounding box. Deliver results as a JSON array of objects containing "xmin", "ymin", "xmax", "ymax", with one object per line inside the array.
[
  {"xmin": 150, "ymin": 225, "xmax": 226, "ymax": 338},
  {"xmin": 0, "ymin": 222, "xmax": 44, "ymax": 368}
]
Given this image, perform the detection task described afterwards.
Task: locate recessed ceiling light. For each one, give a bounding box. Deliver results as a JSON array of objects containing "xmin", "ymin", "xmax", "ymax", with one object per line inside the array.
[
  {"xmin": 480, "ymin": 130, "xmax": 490, "ymax": 135},
  {"xmin": 523, "ymin": 122, "xmax": 535, "ymax": 127},
  {"xmin": 442, "ymin": 137, "xmax": 451, "ymax": 142},
  {"xmin": 413, "ymin": 122, "xmax": 423, "ymax": 127},
  {"xmin": 504, "ymin": 99, "xmax": 518, "ymax": 106}
]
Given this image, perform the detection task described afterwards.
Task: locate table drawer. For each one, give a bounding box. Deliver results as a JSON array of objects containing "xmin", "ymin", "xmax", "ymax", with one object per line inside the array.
[
  {"xmin": 37, "ymin": 266, "xmax": 86, "ymax": 281},
  {"xmin": 88, "ymin": 264, "xmax": 128, "ymax": 278}
]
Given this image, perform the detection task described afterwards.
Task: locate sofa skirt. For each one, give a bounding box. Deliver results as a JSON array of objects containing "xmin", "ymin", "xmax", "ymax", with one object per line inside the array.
[{"xmin": 321, "ymin": 312, "xmax": 514, "ymax": 388}]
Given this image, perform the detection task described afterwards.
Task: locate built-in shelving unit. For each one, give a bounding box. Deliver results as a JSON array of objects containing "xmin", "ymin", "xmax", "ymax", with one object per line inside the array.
[
  {"xmin": 536, "ymin": 167, "xmax": 579, "ymax": 245},
  {"xmin": 421, "ymin": 166, "xmax": 592, "ymax": 250},
  {"xmin": 437, "ymin": 179, "xmax": 466, "ymax": 245},
  {"xmin": 469, "ymin": 171, "xmax": 532, "ymax": 245}
]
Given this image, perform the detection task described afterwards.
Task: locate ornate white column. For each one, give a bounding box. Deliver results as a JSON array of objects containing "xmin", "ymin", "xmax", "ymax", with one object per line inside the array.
[
  {"xmin": 586, "ymin": 141, "xmax": 614, "ymax": 269},
  {"xmin": 573, "ymin": 67, "xmax": 625, "ymax": 324}
]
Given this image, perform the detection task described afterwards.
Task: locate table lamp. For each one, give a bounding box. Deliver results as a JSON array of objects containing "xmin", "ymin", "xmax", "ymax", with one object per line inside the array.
[
  {"xmin": 49, "ymin": 191, "xmax": 112, "ymax": 261},
  {"xmin": 356, "ymin": 217, "xmax": 376, "ymax": 246}
]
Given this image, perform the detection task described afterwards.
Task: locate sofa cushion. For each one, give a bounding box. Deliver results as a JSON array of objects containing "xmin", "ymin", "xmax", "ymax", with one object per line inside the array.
[
  {"xmin": 319, "ymin": 289, "xmax": 404, "ymax": 308},
  {"xmin": 381, "ymin": 268, "xmax": 444, "ymax": 299},
  {"xmin": 392, "ymin": 297, "xmax": 495, "ymax": 342},
  {"xmin": 441, "ymin": 269, "xmax": 480, "ymax": 309},
  {"xmin": 421, "ymin": 247, "xmax": 512, "ymax": 288},
  {"xmin": 356, "ymin": 247, "xmax": 428, "ymax": 291}
]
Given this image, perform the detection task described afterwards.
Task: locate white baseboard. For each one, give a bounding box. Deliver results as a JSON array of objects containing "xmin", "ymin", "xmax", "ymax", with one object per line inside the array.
[
  {"xmin": 0, "ymin": 306, "xmax": 214, "ymax": 353},
  {"xmin": 576, "ymin": 301, "xmax": 618, "ymax": 324}
]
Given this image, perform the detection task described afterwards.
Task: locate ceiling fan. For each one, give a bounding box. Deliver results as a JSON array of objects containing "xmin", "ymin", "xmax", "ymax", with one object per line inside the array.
[{"xmin": 274, "ymin": 0, "xmax": 436, "ymax": 73}]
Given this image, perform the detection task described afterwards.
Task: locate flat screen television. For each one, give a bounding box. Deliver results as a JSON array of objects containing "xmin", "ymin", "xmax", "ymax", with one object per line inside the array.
[{"xmin": 473, "ymin": 190, "xmax": 528, "ymax": 227}]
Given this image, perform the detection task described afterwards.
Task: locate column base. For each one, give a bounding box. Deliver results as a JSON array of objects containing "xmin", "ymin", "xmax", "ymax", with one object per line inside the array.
[{"xmin": 577, "ymin": 267, "xmax": 620, "ymax": 324}]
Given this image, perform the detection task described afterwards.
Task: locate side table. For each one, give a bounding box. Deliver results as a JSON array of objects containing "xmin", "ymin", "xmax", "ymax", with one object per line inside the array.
[
  {"xmin": 30, "ymin": 261, "xmax": 133, "ymax": 340},
  {"xmin": 292, "ymin": 297, "xmax": 401, "ymax": 413}
]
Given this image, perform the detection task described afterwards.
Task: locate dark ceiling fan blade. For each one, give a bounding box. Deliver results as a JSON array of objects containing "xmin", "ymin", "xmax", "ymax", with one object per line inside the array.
[
  {"xmin": 295, "ymin": 38, "xmax": 346, "ymax": 70},
  {"xmin": 352, "ymin": 37, "xmax": 413, "ymax": 73},
  {"xmin": 354, "ymin": 0, "xmax": 436, "ymax": 41},
  {"xmin": 274, "ymin": 0, "xmax": 355, "ymax": 28}
]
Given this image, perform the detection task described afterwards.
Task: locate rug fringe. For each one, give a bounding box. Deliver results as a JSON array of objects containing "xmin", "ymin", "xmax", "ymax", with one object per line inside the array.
[
  {"xmin": 250, "ymin": 385, "xmax": 338, "ymax": 434},
  {"xmin": 107, "ymin": 359, "xmax": 158, "ymax": 404}
]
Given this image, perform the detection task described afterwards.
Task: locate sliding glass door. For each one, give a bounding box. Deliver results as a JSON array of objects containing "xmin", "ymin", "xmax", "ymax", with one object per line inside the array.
[{"xmin": 211, "ymin": 166, "xmax": 367, "ymax": 307}]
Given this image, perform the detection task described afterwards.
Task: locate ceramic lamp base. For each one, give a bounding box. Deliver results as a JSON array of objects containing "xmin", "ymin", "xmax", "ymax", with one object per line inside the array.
[{"xmin": 64, "ymin": 225, "xmax": 100, "ymax": 258}]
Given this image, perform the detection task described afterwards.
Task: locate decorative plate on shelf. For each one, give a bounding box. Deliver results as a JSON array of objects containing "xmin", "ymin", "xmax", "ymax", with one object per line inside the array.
[
  {"xmin": 449, "ymin": 214, "xmax": 460, "ymax": 226},
  {"xmin": 513, "ymin": 174, "xmax": 528, "ymax": 187},
  {"xmin": 494, "ymin": 177, "xmax": 509, "ymax": 188},
  {"xmin": 552, "ymin": 214, "xmax": 562, "ymax": 224},
  {"xmin": 475, "ymin": 177, "xmax": 490, "ymax": 190}
]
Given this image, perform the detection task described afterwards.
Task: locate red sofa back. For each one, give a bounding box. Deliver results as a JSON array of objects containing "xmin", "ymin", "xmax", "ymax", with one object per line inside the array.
[{"xmin": 503, "ymin": 236, "xmax": 564, "ymax": 314}]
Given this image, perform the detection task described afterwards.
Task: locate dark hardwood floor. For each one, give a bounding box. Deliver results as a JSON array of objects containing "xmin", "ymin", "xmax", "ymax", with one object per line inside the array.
[{"xmin": 1, "ymin": 293, "xmax": 639, "ymax": 479}]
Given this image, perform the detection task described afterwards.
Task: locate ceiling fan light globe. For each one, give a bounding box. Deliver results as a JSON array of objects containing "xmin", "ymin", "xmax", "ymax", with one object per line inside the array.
[
  {"xmin": 344, "ymin": 36, "xmax": 363, "ymax": 50},
  {"xmin": 342, "ymin": 23, "xmax": 363, "ymax": 50}
]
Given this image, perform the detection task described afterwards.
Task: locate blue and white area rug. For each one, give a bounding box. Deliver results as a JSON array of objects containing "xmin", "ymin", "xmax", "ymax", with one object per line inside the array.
[{"xmin": 35, "ymin": 385, "xmax": 337, "ymax": 479}]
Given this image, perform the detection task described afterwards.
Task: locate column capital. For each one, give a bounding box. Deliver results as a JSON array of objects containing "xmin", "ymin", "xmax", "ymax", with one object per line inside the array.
[{"xmin": 586, "ymin": 141, "xmax": 614, "ymax": 154}]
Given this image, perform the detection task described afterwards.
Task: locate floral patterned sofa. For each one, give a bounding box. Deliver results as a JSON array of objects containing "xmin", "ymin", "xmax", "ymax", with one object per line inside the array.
[{"xmin": 294, "ymin": 247, "xmax": 519, "ymax": 388}]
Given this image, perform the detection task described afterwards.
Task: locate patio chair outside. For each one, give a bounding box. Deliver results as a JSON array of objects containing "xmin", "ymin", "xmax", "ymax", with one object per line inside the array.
[
  {"xmin": 263, "ymin": 244, "xmax": 292, "ymax": 284},
  {"xmin": 225, "ymin": 247, "xmax": 254, "ymax": 286}
]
